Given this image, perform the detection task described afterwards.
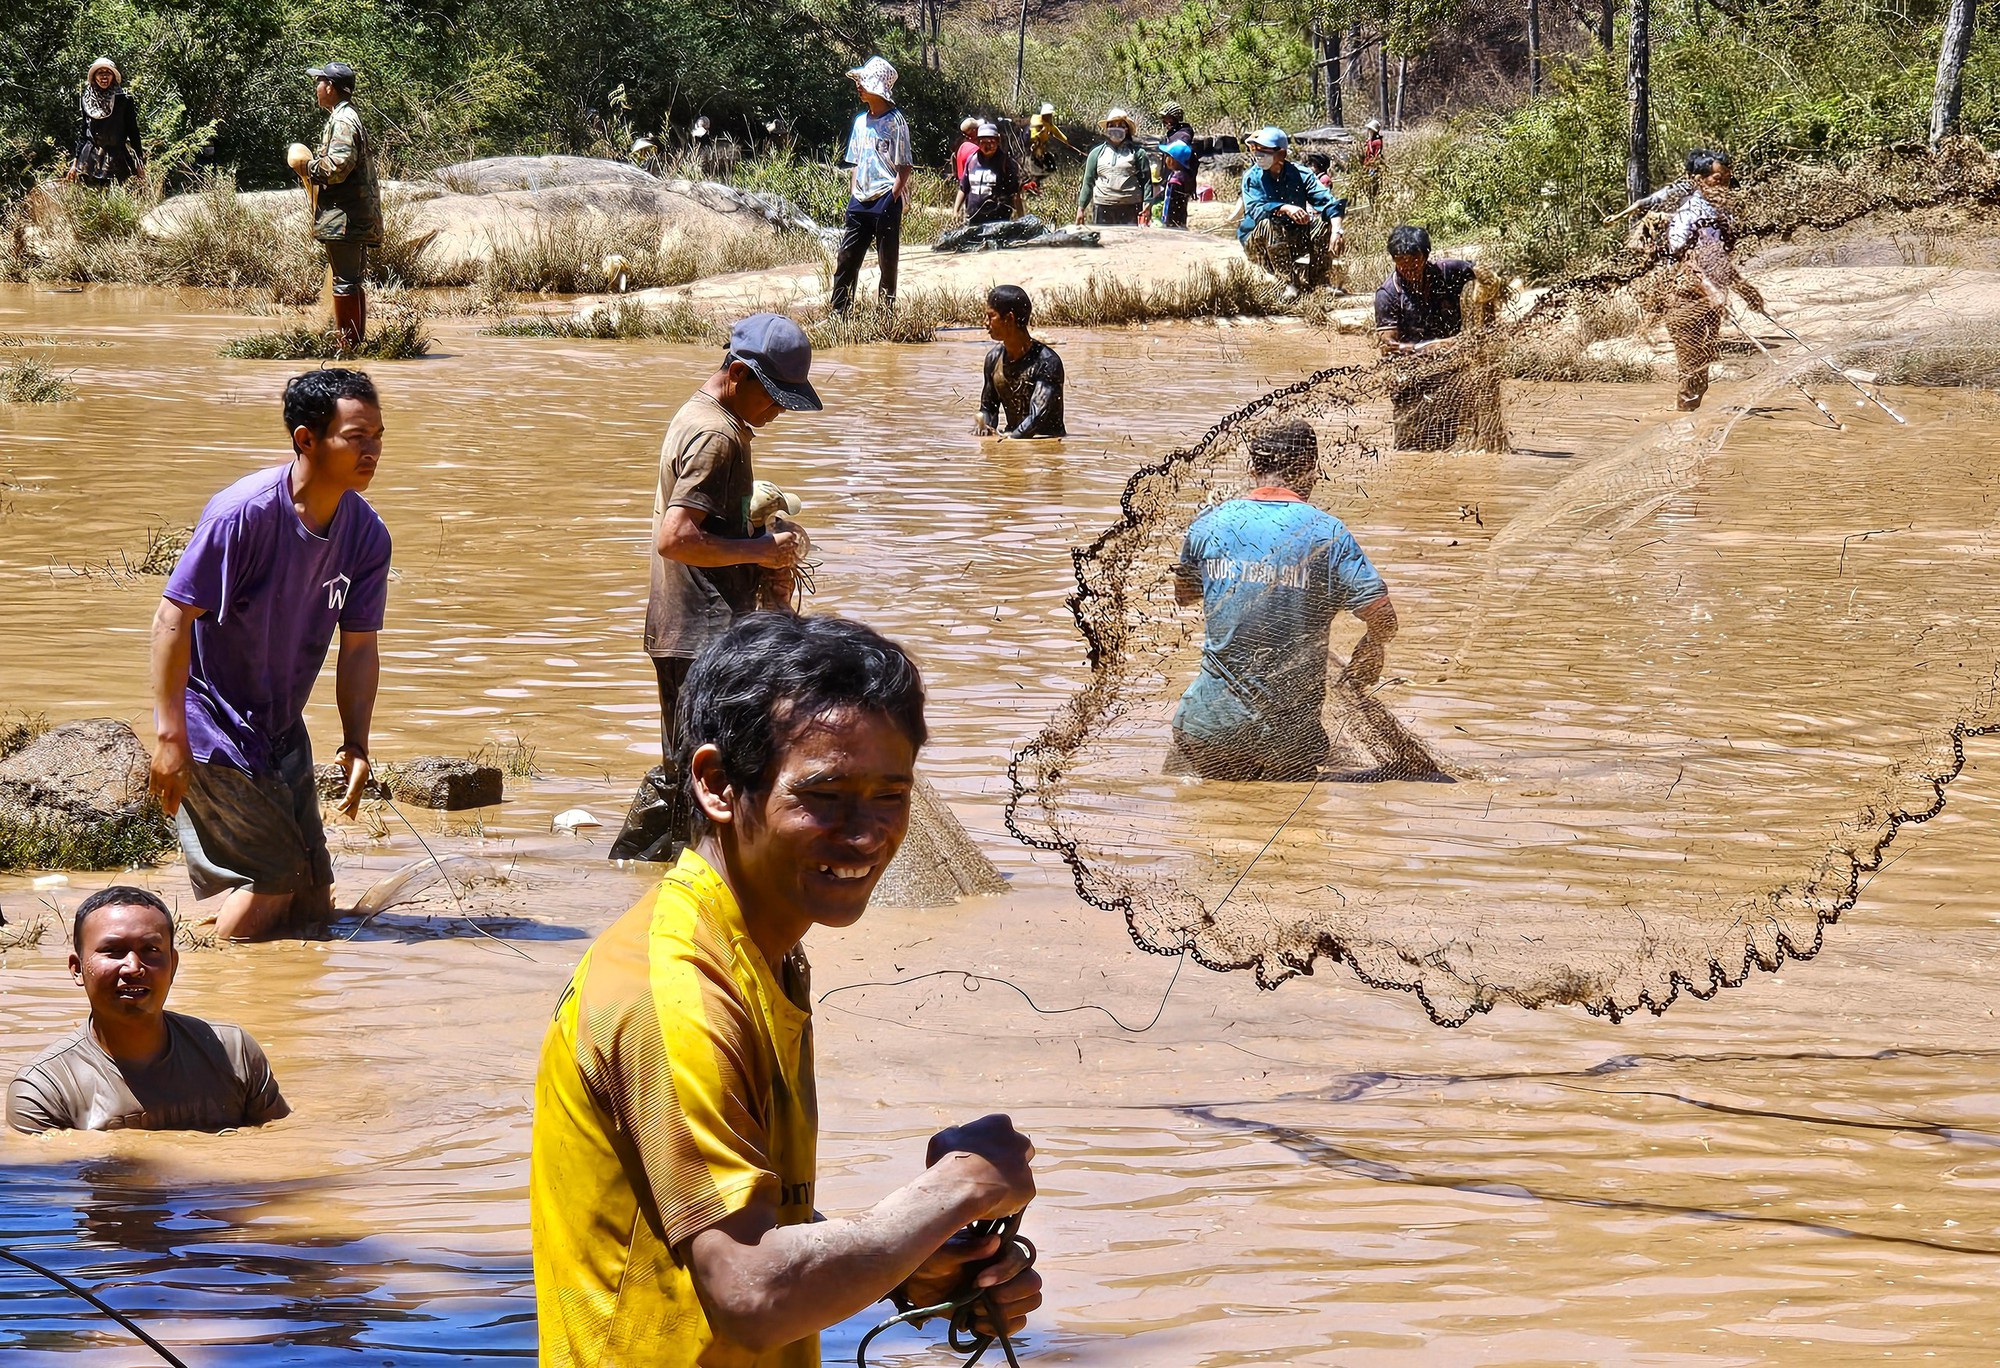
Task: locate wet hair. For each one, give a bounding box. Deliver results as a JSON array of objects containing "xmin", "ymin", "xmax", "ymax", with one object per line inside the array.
[
  {"xmin": 73, "ymin": 885, "xmax": 173, "ymax": 953},
  {"xmin": 677, "ymin": 613, "xmax": 928, "ymax": 836},
  {"xmin": 1686, "ymin": 148, "xmax": 1732, "ymax": 178},
  {"xmin": 987, "ymin": 284, "xmax": 1032, "ymax": 327},
  {"xmin": 283, "ymin": 368, "xmax": 378, "ymax": 451},
  {"xmin": 1386, "ymin": 224, "xmax": 1431, "ymax": 258},
  {"xmin": 1248, "ymin": 419, "xmax": 1318, "ymax": 478}
]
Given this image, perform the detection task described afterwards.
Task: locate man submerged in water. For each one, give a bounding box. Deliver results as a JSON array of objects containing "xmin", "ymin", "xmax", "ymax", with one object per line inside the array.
[
  {"xmin": 533, "ymin": 612, "xmax": 1041, "ymax": 1365},
  {"xmin": 1374, "ymin": 223, "xmax": 1506, "ymax": 450},
  {"xmin": 148, "ymin": 369, "xmax": 390, "ymax": 941},
  {"xmin": 1170, "ymin": 421, "xmax": 1399, "ymax": 780},
  {"xmin": 8, "ymin": 887, "xmax": 289, "ymax": 1133},
  {"xmin": 976, "ymin": 284, "xmax": 1066, "ymax": 440}
]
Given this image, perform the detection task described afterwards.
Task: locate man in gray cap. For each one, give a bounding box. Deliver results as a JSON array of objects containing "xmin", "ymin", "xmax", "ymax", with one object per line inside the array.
[
  {"xmin": 610, "ymin": 313, "xmax": 820, "ymax": 861},
  {"xmin": 292, "ymin": 62, "xmax": 381, "ymax": 351}
]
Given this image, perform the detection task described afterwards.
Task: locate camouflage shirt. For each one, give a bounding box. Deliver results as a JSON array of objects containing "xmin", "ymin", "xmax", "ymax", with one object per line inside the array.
[{"xmin": 308, "ymin": 100, "xmax": 382, "ymax": 244}]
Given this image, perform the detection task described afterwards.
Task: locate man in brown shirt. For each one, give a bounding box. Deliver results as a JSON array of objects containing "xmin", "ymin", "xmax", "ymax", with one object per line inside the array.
[
  {"xmin": 8, "ymin": 886, "xmax": 289, "ymax": 1133},
  {"xmin": 611, "ymin": 314, "xmax": 822, "ymax": 861}
]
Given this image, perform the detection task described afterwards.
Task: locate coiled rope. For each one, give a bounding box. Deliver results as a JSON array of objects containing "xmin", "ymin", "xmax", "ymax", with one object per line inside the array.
[{"xmin": 855, "ymin": 1212, "xmax": 1037, "ymax": 1368}]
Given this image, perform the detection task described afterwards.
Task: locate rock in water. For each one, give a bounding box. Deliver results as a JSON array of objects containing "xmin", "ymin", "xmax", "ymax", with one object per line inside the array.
[
  {"xmin": 0, "ymin": 719, "xmax": 173, "ymax": 871},
  {"xmin": 386, "ymin": 758, "xmax": 505, "ymax": 811},
  {"xmin": 869, "ymin": 774, "xmax": 1007, "ymax": 908}
]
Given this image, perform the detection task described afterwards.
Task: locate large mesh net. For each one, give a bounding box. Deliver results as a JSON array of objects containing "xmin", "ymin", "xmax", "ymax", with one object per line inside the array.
[{"xmin": 1007, "ymin": 142, "xmax": 2000, "ymax": 1027}]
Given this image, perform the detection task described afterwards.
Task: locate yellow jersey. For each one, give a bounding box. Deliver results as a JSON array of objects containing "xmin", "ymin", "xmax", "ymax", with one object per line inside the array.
[{"xmin": 531, "ymin": 850, "xmax": 819, "ymax": 1366}]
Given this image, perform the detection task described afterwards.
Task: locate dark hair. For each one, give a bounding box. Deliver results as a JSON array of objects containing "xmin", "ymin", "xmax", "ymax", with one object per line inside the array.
[
  {"xmin": 1306, "ymin": 152, "xmax": 1331, "ymax": 172},
  {"xmin": 677, "ymin": 613, "xmax": 928, "ymax": 835},
  {"xmin": 1386, "ymin": 224, "xmax": 1431, "ymax": 258},
  {"xmin": 1686, "ymin": 147, "xmax": 1732, "ymax": 178},
  {"xmin": 73, "ymin": 885, "xmax": 173, "ymax": 953},
  {"xmin": 987, "ymin": 284, "xmax": 1032, "ymax": 327},
  {"xmin": 283, "ymin": 368, "xmax": 378, "ymax": 451},
  {"xmin": 1248, "ymin": 419, "xmax": 1318, "ymax": 477}
]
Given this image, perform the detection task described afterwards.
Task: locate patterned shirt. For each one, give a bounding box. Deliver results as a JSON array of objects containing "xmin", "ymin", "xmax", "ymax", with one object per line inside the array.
[
  {"xmin": 845, "ymin": 107, "xmax": 912, "ymax": 206},
  {"xmin": 532, "ymin": 851, "xmax": 819, "ymax": 1367}
]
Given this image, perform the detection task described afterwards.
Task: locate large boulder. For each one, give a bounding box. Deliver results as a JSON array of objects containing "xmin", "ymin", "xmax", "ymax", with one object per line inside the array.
[
  {"xmin": 434, "ymin": 155, "xmax": 660, "ymax": 193},
  {"xmin": 140, "ymin": 180, "xmax": 443, "ymax": 239},
  {"xmin": 386, "ymin": 757, "xmax": 504, "ymax": 811},
  {"xmin": 0, "ymin": 720, "xmax": 173, "ymax": 871}
]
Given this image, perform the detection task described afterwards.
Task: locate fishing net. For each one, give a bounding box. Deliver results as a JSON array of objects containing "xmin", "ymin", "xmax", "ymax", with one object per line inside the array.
[{"xmin": 1008, "ymin": 141, "xmax": 2000, "ymax": 1026}]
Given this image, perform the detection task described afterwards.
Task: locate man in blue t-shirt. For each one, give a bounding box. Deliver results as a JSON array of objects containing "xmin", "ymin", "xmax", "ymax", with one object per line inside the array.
[
  {"xmin": 149, "ymin": 369, "xmax": 392, "ymax": 940},
  {"xmin": 1171, "ymin": 420, "xmax": 1398, "ymax": 780},
  {"xmin": 830, "ymin": 56, "xmax": 914, "ymax": 313}
]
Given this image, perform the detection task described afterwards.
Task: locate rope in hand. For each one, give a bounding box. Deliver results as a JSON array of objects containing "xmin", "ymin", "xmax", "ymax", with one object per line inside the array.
[
  {"xmin": 0, "ymin": 1245, "xmax": 191, "ymax": 1367},
  {"xmin": 855, "ymin": 1211, "xmax": 1037, "ymax": 1368}
]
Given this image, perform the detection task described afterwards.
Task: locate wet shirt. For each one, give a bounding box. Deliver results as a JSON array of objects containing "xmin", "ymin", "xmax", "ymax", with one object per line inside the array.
[
  {"xmin": 961, "ymin": 149, "xmax": 1020, "ymax": 219},
  {"xmin": 845, "ymin": 106, "xmax": 912, "ymax": 208},
  {"xmin": 1373, "ymin": 258, "xmax": 1478, "ymax": 344},
  {"xmin": 1174, "ymin": 494, "xmax": 1387, "ymax": 751},
  {"xmin": 980, "ymin": 340, "xmax": 1067, "ymax": 438},
  {"xmin": 645, "ymin": 390, "xmax": 758, "ymax": 660},
  {"xmin": 163, "ymin": 463, "xmax": 391, "ymax": 777},
  {"xmin": 7, "ymin": 1012, "xmax": 289, "ymax": 1133},
  {"xmin": 1237, "ymin": 161, "xmax": 1345, "ymax": 243},
  {"xmin": 532, "ymin": 851, "xmax": 818, "ymax": 1368}
]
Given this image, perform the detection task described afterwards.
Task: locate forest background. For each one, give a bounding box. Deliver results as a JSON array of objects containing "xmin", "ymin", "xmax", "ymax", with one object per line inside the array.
[{"xmin": 3, "ymin": 0, "xmax": 1997, "ymax": 268}]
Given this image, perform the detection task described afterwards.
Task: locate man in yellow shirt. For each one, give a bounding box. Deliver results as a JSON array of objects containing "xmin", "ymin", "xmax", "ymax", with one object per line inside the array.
[{"xmin": 532, "ymin": 612, "xmax": 1041, "ymax": 1365}]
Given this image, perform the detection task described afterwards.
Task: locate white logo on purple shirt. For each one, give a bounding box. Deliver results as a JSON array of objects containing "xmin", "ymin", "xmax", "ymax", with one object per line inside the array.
[{"xmin": 324, "ymin": 573, "xmax": 351, "ymax": 610}]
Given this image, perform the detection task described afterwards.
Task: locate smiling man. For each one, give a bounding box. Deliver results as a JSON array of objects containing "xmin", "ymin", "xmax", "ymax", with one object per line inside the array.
[
  {"xmin": 148, "ymin": 369, "xmax": 392, "ymax": 941},
  {"xmin": 533, "ymin": 612, "xmax": 1041, "ymax": 1366},
  {"xmin": 7, "ymin": 886, "xmax": 290, "ymax": 1133}
]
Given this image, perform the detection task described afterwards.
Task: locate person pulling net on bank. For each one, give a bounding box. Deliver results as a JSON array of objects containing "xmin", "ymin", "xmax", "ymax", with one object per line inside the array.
[
  {"xmin": 1374, "ymin": 224, "xmax": 1508, "ymax": 451},
  {"xmin": 975, "ymin": 285, "xmax": 1066, "ymax": 440},
  {"xmin": 1662, "ymin": 148, "xmax": 1765, "ymax": 411},
  {"xmin": 1168, "ymin": 421, "xmax": 1399, "ymax": 781},
  {"xmin": 1238, "ymin": 127, "xmax": 1347, "ymax": 299}
]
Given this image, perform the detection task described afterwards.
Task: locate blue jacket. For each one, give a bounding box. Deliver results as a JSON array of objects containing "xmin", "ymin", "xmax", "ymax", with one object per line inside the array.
[{"xmin": 1238, "ymin": 161, "xmax": 1346, "ymax": 243}]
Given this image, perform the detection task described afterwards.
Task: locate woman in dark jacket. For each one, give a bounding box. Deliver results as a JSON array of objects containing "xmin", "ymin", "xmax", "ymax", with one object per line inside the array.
[{"xmin": 73, "ymin": 58, "xmax": 144, "ymax": 187}]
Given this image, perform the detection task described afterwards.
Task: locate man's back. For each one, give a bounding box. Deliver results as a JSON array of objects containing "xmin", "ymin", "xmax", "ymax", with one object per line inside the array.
[
  {"xmin": 531, "ymin": 852, "xmax": 818, "ymax": 1367},
  {"xmin": 8, "ymin": 1011, "xmax": 288, "ymax": 1133},
  {"xmin": 1175, "ymin": 495, "xmax": 1385, "ymax": 748}
]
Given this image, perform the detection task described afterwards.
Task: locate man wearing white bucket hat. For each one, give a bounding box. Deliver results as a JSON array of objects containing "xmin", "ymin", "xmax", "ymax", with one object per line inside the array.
[
  {"xmin": 831, "ymin": 56, "xmax": 914, "ymax": 313},
  {"xmin": 1075, "ymin": 109, "xmax": 1152, "ymax": 226}
]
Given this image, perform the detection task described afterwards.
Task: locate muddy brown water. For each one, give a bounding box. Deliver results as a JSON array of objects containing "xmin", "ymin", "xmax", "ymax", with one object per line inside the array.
[{"xmin": 5, "ymin": 284, "xmax": 2000, "ymax": 1364}]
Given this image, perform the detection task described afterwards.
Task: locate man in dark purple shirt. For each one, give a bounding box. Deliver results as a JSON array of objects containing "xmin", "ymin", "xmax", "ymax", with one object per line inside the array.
[{"xmin": 149, "ymin": 369, "xmax": 392, "ymax": 940}]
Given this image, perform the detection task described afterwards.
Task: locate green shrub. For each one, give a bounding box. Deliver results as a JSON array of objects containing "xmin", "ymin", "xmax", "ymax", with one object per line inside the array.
[{"xmin": 0, "ymin": 354, "xmax": 77, "ymax": 402}]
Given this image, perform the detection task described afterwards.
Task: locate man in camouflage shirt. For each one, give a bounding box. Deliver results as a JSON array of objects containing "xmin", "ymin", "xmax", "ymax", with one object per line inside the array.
[{"xmin": 302, "ymin": 62, "xmax": 381, "ymax": 351}]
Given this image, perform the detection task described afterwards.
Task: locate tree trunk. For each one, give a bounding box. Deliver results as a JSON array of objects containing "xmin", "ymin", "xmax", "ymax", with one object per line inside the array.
[
  {"xmin": 1931, "ymin": 0, "xmax": 1976, "ymax": 145},
  {"xmin": 1627, "ymin": 0, "xmax": 1651, "ymax": 201},
  {"xmin": 1599, "ymin": 0, "xmax": 1615, "ymax": 50},
  {"xmin": 1013, "ymin": 0, "xmax": 1030, "ymax": 106},
  {"xmin": 1347, "ymin": 23, "xmax": 1364, "ymax": 93},
  {"xmin": 1528, "ymin": 0, "xmax": 1543, "ymax": 96},
  {"xmin": 1322, "ymin": 26, "xmax": 1343, "ymax": 126},
  {"xmin": 1395, "ymin": 55, "xmax": 1408, "ymax": 127},
  {"xmin": 1376, "ymin": 36, "xmax": 1390, "ymax": 119}
]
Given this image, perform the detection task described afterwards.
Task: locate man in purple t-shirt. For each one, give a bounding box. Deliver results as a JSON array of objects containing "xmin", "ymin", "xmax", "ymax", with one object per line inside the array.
[{"xmin": 149, "ymin": 369, "xmax": 392, "ymax": 941}]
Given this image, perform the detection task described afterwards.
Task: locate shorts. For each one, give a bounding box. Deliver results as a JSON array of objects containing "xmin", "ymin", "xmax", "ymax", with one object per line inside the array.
[
  {"xmin": 175, "ymin": 737, "xmax": 332, "ymax": 900},
  {"xmin": 1167, "ymin": 722, "xmax": 1327, "ymax": 782},
  {"xmin": 324, "ymin": 240, "xmax": 369, "ymax": 296}
]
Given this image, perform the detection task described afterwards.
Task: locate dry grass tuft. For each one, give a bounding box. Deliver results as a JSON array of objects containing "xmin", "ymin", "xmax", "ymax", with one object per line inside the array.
[
  {"xmin": 484, "ymin": 299, "xmax": 728, "ymax": 344},
  {"xmin": 220, "ymin": 308, "xmax": 434, "ymax": 361},
  {"xmin": 1, "ymin": 354, "xmax": 78, "ymax": 402}
]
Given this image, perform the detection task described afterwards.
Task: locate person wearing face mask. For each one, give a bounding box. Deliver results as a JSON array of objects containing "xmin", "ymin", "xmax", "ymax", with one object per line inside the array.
[
  {"xmin": 1237, "ymin": 127, "xmax": 1347, "ymax": 298},
  {"xmin": 1662, "ymin": 148, "xmax": 1763, "ymax": 411},
  {"xmin": 955, "ymin": 122, "xmax": 1021, "ymax": 225},
  {"xmin": 71, "ymin": 58, "xmax": 145, "ymax": 187},
  {"xmin": 1075, "ymin": 109, "xmax": 1152, "ymax": 226}
]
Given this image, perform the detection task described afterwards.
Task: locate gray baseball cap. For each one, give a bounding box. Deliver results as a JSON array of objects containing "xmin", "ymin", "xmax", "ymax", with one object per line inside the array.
[
  {"xmin": 308, "ymin": 62, "xmax": 358, "ymax": 88},
  {"xmin": 727, "ymin": 313, "xmax": 823, "ymax": 412}
]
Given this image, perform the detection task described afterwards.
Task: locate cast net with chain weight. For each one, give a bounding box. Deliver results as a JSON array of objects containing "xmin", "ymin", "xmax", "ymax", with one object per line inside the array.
[{"xmin": 1006, "ymin": 141, "xmax": 2000, "ymax": 1027}]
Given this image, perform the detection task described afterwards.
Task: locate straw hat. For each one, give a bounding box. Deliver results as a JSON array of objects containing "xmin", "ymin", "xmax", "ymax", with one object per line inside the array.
[
  {"xmin": 1101, "ymin": 108, "xmax": 1137, "ymax": 132},
  {"xmin": 86, "ymin": 57, "xmax": 121, "ymax": 85},
  {"xmin": 961, "ymin": 117, "xmax": 980, "ymax": 135}
]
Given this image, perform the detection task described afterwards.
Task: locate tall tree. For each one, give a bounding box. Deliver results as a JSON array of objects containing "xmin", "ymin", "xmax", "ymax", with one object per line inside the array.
[
  {"xmin": 1527, "ymin": 0, "xmax": 1542, "ymax": 95},
  {"xmin": 1627, "ymin": 0, "xmax": 1651, "ymax": 200},
  {"xmin": 1931, "ymin": 0, "xmax": 1976, "ymax": 145}
]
